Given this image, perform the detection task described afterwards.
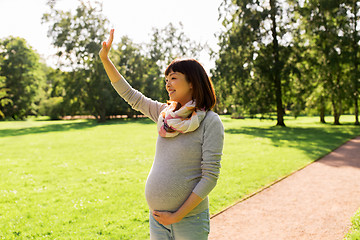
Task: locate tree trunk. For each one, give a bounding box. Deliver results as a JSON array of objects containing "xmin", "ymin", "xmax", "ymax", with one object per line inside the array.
[
  {"xmin": 320, "ymin": 109, "xmax": 326, "ymax": 124},
  {"xmin": 332, "ymin": 99, "xmax": 341, "ymax": 125},
  {"xmin": 355, "ymin": 97, "xmax": 359, "ymax": 125},
  {"xmin": 98, "ymin": 107, "xmax": 106, "ymax": 123},
  {"xmin": 353, "ymin": 1, "xmax": 359, "ymax": 125},
  {"xmin": 319, "ymin": 96, "xmax": 326, "ymax": 124},
  {"xmin": 270, "ymin": 0, "xmax": 285, "ymax": 127}
]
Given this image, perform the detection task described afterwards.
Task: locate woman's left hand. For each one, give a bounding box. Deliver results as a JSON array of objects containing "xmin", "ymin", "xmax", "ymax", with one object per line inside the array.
[{"xmin": 152, "ymin": 210, "xmax": 182, "ymax": 225}]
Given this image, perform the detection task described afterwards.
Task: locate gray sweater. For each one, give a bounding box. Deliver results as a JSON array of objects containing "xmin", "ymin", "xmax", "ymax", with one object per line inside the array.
[{"xmin": 112, "ymin": 76, "xmax": 224, "ymax": 216}]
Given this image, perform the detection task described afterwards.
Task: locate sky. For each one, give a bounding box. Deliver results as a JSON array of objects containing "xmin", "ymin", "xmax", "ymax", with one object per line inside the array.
[{"xmin": 0, "ymin": 0, "xmax": 225, "ymax": 72}]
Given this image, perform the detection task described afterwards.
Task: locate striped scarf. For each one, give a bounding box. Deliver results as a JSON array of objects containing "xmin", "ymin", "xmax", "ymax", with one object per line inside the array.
[{"xmin": 158, "ymin": 100, "xmax": 206, "ymax": 138}]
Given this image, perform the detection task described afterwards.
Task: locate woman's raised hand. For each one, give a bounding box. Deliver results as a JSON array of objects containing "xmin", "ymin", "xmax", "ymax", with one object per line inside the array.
[{"xmin": 99, "ymin": 29, "xmax": 114, "ymax": 60}]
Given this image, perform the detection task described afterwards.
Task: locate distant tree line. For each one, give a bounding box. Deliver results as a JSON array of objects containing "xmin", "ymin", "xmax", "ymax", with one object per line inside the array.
[
  {"xmin": 0, "ymin": 1, "xmax": 202, "ymax": 121},
  {"xmin": 0, "ymin": 0, "xmax": 359, "ymax": 126}
]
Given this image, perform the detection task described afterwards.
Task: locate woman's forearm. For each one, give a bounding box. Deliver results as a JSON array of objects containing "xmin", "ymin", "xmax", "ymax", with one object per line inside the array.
[
  {"xmin": 100, "ymin": 56, "xmax": 121, "ymax": 83},
  {"xmin": 174, "ymin": 192, "xmax": 203, "ymax": 221}
]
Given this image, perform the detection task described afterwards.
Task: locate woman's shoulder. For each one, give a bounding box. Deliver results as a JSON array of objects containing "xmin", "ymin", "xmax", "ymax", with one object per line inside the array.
[
  {"xmin": 203, "ymin": 110, "xmax": 223, "ymax": 127},
  {"xmin": 201, "ymin": 110, "xmax": 224, "ymax": 141},
  {"xmin": 204, "ymin": 110, "xmax": 220, "ymax": 120}
]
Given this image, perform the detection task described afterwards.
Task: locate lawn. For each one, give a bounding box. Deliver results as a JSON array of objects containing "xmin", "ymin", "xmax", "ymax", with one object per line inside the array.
[{"xmin": 1, "ymin": 115, "xmax": 359, "ymax": 239}]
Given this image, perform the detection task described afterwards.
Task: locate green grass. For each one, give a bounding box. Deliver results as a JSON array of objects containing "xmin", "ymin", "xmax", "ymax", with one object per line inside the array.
[
  {"xmin": 0, "ymin": 115, "xmax": 359, "ymax": 239},
  {"xmin": 209, "ymin": 115, "xmax": 360, "ymax": 214}
]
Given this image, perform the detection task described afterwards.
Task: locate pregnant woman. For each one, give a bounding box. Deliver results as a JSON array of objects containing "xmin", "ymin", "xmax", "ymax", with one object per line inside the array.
[{"xmin": 100, "ymin": 29, "xmax": 224, "ymax": 240}]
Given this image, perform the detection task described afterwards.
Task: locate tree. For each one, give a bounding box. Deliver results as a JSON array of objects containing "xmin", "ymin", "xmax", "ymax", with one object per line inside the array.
[
  {"xmin": 107, "ymin": 36, "xmax": 149, "ymax": 117},
  {"xmin": 289, "ymin": 22, "xmax": 331, "ymax": 123},
  {"xmin": 213, "ymin": 0, "xmax": 297, "ymax": 126},
  {"xmin": 297, "ymin": 0, "xmax": 357, "ymax": 125},
  {"xmin": 342, "ymin": 0, "xmax": 360, "ymax": 125},
  {"xmin": 43, "ymin": 0, "xmax": 113, "ymax": 122},
  {"xmin": 38, "ymin": 66, "xmax": 67, "ymax": 119},
  {"xmin": 0, "ymin": 37, "xmax": 43, "ymax": 119},
  {"xmin": 0, "ymin": 53, "xmax": 11, "ymax": 119},
  {"xmin": 147, "ymin": 23, "xmax": 204, "ymax": 102},
  {"xmin": 0, "ymin": 72, "xmax": 11, "ymax": 119},
  {"xmin": 43, "ymin": 2, "xmax": 208, "ymax": 120}
]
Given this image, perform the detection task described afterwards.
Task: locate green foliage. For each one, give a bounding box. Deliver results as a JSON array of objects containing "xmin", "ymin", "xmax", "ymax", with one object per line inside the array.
[
  {"xmin": 41, "ymin": 1, "xmax": 203, "ymax": 121},
  {"xmin": 345, "ymin": 208, "xmax": 360, "ymax": 240},
  {"xmin": 147, "ymin": 22, "xmax": 204, "ymax": 72},
  {"xmin": 144, "ymin": 22, "xmax": 204, "ymax": 103},
  {"xmin": 295, "ymin": 0, "xmax": 360, "ymax": 125},
  {"xmin": 213, "ymin": 0, "xmax": 298, "ymax": 126},
  {"xmin": 1, "ymin": 0, "xmax": 357, "ymax": 125},
  {"xmin": 0, "ymin": 57, "xmax": 12, "ymax": 118},
  {"xmin": 42, "ymin": 0, "xmax": 113, "ymax": 122},
  {"xmin": 42, "ymin": 0, "xmax": 108, "ymax": 69},
  {"xmin": 0, "ymin": 75, "xmax": 12, "ymax": 119},
  {"xmin": 214, "ymin": 0, "xmax": 359, "ymax": 125},
  {"xmin": 38, "ymin": 97, "xmax": 64, "ymax": 120},
  {"xmin": 1, "ymin": 116, "xmax": 359, "ymax": 238},
  {"xmin": 0, "ymin": 37, "xmax": 44, "ymax": 120},
  {"xmin": 341, "ymin": 0, "xmax": 360, "ymax": 125},
  {"xmin": 109, "ymin": 36, "xmax": 154, "ymax": 117}
]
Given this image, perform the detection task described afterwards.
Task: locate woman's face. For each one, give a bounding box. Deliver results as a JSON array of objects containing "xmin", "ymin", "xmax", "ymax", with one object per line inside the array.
[{"xmin": 165, "ymin": 71, "xmax": 193, "ymax": 106}]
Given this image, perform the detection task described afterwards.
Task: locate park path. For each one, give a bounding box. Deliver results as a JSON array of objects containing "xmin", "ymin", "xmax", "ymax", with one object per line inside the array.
[{"xmin": 209, "ymin": 136, "xmax": 360, "ymax": 240}]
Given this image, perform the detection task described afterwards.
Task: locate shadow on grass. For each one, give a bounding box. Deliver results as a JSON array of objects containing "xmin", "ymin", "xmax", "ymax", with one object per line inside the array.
[
  {"xmin": 1, "ymin": 118, "xmax": 154, "ymax": 138},
  {"xmin": 226, "ymin": 126, "xmax": 360, "ymax": 168}
]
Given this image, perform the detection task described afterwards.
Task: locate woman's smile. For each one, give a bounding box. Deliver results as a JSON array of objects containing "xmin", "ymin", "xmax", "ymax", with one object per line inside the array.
[
  {"xmin": 168, "ymin": 89, "xmax": 176, "ymax": 96},
  {"xmin": 165, "ymin": 71, "xmax": 193, "ymax": 105}
]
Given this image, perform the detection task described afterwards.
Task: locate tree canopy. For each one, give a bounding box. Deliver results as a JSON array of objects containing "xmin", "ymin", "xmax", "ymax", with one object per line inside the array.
[
  {"xmin": 0, "ymin": 37, "xmax": 44, "ymax": 119},
  {"xmin": 212, "ymin": 0, "xmax": 359, "ymax": 125},
  {"xmin": 0, "ymin": 0, "xmax": 359, "ymax": 126}
]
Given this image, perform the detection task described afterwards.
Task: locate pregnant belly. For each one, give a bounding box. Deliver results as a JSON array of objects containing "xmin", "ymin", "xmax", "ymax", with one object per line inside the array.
[{"xmin": 145, "ymin": 167, "xmax": 198, "ymax": 212}]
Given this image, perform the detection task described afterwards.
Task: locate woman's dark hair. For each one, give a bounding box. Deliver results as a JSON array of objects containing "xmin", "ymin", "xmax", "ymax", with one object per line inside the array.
[{"xmin": 165, "ymin": 58, "xmax": 216, "ymax": 111}]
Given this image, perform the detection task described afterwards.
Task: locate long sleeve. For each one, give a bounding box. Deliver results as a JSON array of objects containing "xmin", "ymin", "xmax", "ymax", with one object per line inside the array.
[
  {"xmin": 111, "ymin": 76, "xmax": 167, "ymax": 123},
  {"xmin": 192, "ymin": 113, "xmax": 224, "ymax": 199}
]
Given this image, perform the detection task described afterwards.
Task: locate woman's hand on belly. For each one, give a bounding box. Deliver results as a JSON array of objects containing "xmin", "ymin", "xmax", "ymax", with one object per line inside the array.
[
  {"xmin": 152, "ymin": 211, "xmax": 181, "ymax": 225},
  {"xmin": 152, "ymin": 192, "xmax": 203, "ymax": 225}
]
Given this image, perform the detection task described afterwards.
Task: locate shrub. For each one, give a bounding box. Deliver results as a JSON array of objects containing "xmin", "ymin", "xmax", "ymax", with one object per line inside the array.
[
  {"xmin": 345, "ymin": 209, "xmax": 360, "ymax": 240},
  {"xmin": 38, "ymin": 97, "xmax": 64, "ymax": 120}
]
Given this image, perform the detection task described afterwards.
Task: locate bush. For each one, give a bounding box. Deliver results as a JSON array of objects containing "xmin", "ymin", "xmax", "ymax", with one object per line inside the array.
[
  {"xmin": 38, "ymin": 97, "xmax": 64, "ymax": 120},
  {"xmin": 345, "ymin": 209, "xmax": 360, "ymax": 240}
]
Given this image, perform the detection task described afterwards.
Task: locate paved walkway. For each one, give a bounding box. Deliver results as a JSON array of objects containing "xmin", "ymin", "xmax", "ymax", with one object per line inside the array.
[{"xmin": 209, "ymin": 136, "xmax": 360, "ymax": 240}]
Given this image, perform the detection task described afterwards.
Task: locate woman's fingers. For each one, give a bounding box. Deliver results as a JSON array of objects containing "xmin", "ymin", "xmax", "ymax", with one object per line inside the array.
[
  {"xmin": 107, "ymin": 29, "xmax": 114, "ymax": 48},
  {"xmin": 99, "ymin": 29, "xmax": 114, "ymax": 59}
]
